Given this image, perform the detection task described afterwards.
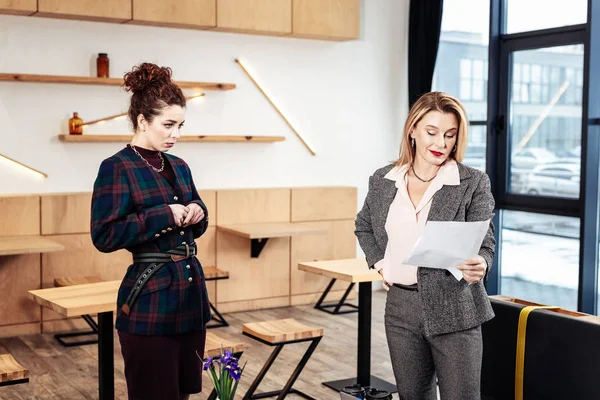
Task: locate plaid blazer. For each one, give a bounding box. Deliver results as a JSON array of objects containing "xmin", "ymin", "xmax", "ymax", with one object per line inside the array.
[{"xmin": 91, "ymin": 146, "xmax": 211, "ymax": 335}]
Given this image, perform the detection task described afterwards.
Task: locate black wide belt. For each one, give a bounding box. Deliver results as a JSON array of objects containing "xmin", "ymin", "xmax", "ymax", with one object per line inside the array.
[
  {"xmin": 121, "ymin": 243, "xmax": 197, "ymax": 316},
  {"xmin": 392, "ymin": 283, "xmax": 418, "ymax": 292}
]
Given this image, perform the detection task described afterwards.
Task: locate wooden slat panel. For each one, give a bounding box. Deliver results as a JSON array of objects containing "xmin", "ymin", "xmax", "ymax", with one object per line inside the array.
[
  {"xmin": 197, "ymin": 190, "xmax": 216, "ymax": 227},
  {"xmin": 291, "ymin": 220, "xmax": 356, "ymax": 295},
  {"xmin": 292, "ymin": 0, "xmax": 360, "ymax": 40},
  {"xmin": 41, "ymin": 234, "xmax": 130, "ymax": 321},
  {"xmin": 216, "ymin": 0, "xmax": 292, "ymax": 35},
  {"xmin": 42, "ymin": 317, "xmax": 98, "ymax": 333},
  {"xmin": 41, "ymin": 193, "xmax": 91, "ymax": 235},
  {"xmin": 216, "ymin": 189, "xmax": 290, "ymax": 225},
  {"xmin": 0, "ymin": 254, "xmax": 41, "ymax": 326},
  {"xmin": 36, "ymin": 0, "xmax": 132, "ymax": 23},
  {"xmin": 0, "ymin": 195, "xmax": 40, "ymax": 236},
  {"xmin": 216, "ymin": 231, "xmax": 289, "ymax": 303},
  {"xmin": 291, "ymin": 187, "xmax": 357, "ymax": 222},
  {"xmin": 131, "ymin": 0, "xmax": 215, "ymax": 29},
  {"xmin": 197, "ymin": 226, "xmax": 216, "ymax": 305},
  {"xmin": 290, "ymin": 289, "xmax": 355, "ymax": 306},
  {"xmin": 0, "ymin": 322, "xmax": 40, "ymax": 339},
  {"xmin": 0, "ymin": 0, "xmax": 36, "ymax": 15},
  {"xmin": 215, "ymin": 296, "xmax": 289, "ymax": 314}
]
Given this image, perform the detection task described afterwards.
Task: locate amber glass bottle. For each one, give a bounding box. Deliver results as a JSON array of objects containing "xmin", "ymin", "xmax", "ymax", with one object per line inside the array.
[
  {"xmin": 68, "ymin": 112, "xmax": 83, "ymax": 135},
  {"xmin": 96, "ymin": 53, "xmax": 109, "ymax": 78}
]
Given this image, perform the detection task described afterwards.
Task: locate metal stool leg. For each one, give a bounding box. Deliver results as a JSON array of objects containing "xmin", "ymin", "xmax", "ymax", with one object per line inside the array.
[
  {"xmin": 276, "ymin": 337, "xmax": 322, "ymax": 400},
  {"xmin": 243, "ymin": 345, "xmax": 284, "ymax": 400},
  {"xmin": 54, "ymin": 314, "xmax": 99, "ymax": 347},
  {"xmin": 244, "ymin": 337, "xmax": 322, "ymax": 400},
  {"xmin": 207, "ymin": 302, "xmax": 229, "ymax": 328},
  {"xmin": 315, "ymin": 279, "xmax": 359, "ymax": 315}
]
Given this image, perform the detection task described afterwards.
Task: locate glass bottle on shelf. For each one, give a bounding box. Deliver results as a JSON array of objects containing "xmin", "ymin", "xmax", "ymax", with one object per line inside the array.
[
  {"xmin": 68, "ymin": 112, "xmax": 83, "ymax": 135},
  {"xmin": 96, "ymin": 53, "xmax": 109, "ymax": 78}
]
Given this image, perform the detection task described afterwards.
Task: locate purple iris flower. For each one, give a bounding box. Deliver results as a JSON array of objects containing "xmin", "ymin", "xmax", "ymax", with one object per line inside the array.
[
  {"xmin": 203, "ymin": 357, "xmax": 213, "ymax": 371},
  {"xmin": 229, "ymin": 367, "xmax": 242, "ymax": 381}
]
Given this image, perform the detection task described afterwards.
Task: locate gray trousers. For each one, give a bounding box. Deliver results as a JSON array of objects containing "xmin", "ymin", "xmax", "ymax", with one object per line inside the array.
[{"xmin": 385, "ymin": 285, "xmax": 482, "ymax": 400}]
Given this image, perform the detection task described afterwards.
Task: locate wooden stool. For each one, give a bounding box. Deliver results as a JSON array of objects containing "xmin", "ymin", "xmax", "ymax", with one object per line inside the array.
[
  {"xmin": 204, "ymin": 331, "xmax": 245, "ymax": 400},
  {"xmin": 204, "ymin": 266, "xmax": 230, "ymax": 328},
  {"xmin": 242, "ymin": 318, "xmax": 323, "ymax": 400},
  {"xmin": 53, "ymin": 275, "xmax": 105, "ymax": 347},
  {"xmin": 0, "ymin": 354, "xmax": 29, "ymax": 387}
]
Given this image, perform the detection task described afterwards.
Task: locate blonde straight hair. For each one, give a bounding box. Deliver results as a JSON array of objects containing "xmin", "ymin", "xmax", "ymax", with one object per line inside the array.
[{"xmin": 396, "ymin": 92, "xmax": 469, "ymax": 167}]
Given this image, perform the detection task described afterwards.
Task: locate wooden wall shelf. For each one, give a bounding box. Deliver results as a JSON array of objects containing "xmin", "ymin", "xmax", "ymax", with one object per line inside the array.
[
  {"xmin": 58, "ymin": 134, "xmax": 285, "ymax": 143},
  {"xmin": 218, "ymin": 222, "xmax": 326, "ymax": 258},
  {"xmin": 0, "ymin": 73, "xmax": 236, "ymax": 90},
  {"xmin": 0, "ymin": 236, "xmax": 65, "ymax": 256}
]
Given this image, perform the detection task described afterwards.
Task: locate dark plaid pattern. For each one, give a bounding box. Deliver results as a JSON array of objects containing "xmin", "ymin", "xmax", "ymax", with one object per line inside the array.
[{"xmin": 91, "ymin": 146, "xmax": 211, "ymax": 335}]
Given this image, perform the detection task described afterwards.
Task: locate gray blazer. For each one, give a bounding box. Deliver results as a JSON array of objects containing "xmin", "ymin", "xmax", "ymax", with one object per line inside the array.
[{"xmin": 355, "ymin": 162, "xmax": 495, "ymax": 336}]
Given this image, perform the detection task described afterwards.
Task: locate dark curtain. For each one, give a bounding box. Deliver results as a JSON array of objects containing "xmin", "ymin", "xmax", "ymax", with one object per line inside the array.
[{"xmin": 408, "ymin": 0, "xmax": 444, "ymax": 108}]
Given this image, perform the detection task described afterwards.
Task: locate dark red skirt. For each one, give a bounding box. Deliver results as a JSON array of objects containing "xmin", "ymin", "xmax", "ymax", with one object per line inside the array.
[{"xmin": 118, "ymin": 329, "xmax": 206, "ymax": 399}]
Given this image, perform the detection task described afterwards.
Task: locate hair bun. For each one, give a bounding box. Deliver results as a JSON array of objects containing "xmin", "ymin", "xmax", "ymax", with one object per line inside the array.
[{"xmin": 123, "ymin": 62, "xmax": 173, "ymax": 93}]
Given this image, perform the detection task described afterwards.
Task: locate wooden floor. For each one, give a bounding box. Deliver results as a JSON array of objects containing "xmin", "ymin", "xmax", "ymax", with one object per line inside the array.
[{"xmin": 0, "ymin": 290, "xmax": 399, "ymax": 400}]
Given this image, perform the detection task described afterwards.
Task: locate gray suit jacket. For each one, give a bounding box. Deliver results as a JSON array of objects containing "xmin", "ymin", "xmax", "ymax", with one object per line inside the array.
[{"xmin": 355, "ymin": 162, "xmax": 495, "ymax": 336}]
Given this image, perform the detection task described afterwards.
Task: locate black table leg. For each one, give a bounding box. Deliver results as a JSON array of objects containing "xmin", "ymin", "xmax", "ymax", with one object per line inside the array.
[
  {"xmin": 98, "ymin": 311, "xmax": 114, "ymax": 400},
  {"xmin": 322, "ymin": 282, "xmax": 397, "ymax": 393}
]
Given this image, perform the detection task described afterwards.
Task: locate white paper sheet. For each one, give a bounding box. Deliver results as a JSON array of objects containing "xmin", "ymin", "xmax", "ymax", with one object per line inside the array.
[{"xmin": 402, "ymin": 220, "xmax": 491, "ymax": 280}]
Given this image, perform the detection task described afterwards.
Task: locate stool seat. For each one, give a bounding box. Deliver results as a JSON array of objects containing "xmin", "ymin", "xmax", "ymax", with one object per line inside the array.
[
  {"xmin": 243, "ymin": 318, "xmax": 323, "ymax": 344},
  {"xmin": 204, "ymin": 332, "xmax": 244, "ymax": 358},
  {"xmin": 242, "ymin": 319, "xmax": 323, "ymax": 399},
  {"xmin": 54, "ymin": 275, "xmax": 105, "ymax": 287},
  {"xmin": 0, "ymin": 354, "xmax": 29, "ymax": 386},
  {"xmin": 203, "ymin": 266, "xmax": 229, "ymax": 280}
]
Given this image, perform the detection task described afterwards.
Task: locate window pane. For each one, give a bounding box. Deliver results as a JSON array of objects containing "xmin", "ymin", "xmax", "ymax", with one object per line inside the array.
[
  {"xmin": 506, "ymin": 0, "xmax": 587, "ymax": 34},
  {"xmin": 508, "ymin": 45, "xmax": 584, "ymax": 199},
  {"xmin": 501, "ymin": 210, "xmax": 579, "ymax": 311},
  {"xmin": 433, "ymin": 0, "xmax": 489, "ymax": 119},
  {"xmin": 463, "ymin": 125, "xmax": 486, "ymax": 171}
]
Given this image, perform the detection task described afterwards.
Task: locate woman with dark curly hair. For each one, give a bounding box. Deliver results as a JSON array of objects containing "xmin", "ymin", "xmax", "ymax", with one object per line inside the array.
[{"xmin": 91, "ymin": 62, "xmax": 211, "ymax": 400}]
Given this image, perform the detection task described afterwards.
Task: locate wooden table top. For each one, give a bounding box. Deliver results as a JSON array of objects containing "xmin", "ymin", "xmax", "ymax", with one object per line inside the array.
[
  {"xmin": 28, "ymin": 280, "xmax": 120, "ymax": 317},
  {"xmin": 298, "ymin": 258, "xmax": 382, "ymax": 283},
  {"xmin": 0, "ymin": 236, "xmax": 65, "ymax": 256},
  {"xmin": 217, "ymin": 222, "xmax": 326, "ymax": 239}
]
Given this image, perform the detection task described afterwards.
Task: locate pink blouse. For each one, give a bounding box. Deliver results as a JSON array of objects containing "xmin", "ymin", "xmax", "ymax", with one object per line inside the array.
[{"xmin": 374, "ymin": 160, "xmax": 460, "ymax": 285}]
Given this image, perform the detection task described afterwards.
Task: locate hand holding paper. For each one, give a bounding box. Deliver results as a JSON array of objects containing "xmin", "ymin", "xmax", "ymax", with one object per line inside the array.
[{"xmin": 402, "ymin": 220, "xmax": 491, "ymax": 280}]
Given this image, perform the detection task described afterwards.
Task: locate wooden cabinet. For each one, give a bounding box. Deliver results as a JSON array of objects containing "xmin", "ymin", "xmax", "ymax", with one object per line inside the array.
[
  {"xmin": 36, "ymin": 0, "xmax": 131, "ymax": 23},
  {"xmin": 292, "ymin": 0, "xmax": 360, "ymax": 41},
  {"xmin": 130, "ymin": 0, "xmax": 216, "ymax": 30},
  {"xmin": 216, "ymin": 0, "xmax": 292, "ymax": 36},
  {"xmin": 0, "ymin": 0, "xmax": 36, "ymax": 15}
]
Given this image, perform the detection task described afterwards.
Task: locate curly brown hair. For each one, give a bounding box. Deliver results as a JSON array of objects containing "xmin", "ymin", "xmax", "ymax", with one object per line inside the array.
[{"xmin": 123, "ymin": 63, "xmax": 186, "ymax": 131}]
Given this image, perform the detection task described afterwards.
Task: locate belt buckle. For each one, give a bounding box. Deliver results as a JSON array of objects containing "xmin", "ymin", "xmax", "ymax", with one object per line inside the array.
[{"xmin": 171, "ymin": 243, "xmax": 190, "ymax": 262}]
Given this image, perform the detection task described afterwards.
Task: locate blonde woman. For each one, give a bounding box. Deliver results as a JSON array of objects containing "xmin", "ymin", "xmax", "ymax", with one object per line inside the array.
[{"xmin": 355, "ymin": 92, "xmax": 495, "ymax": 400}]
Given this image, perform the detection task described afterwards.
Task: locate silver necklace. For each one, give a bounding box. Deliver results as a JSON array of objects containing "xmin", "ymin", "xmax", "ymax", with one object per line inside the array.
[
  {"xmin": 411, "ymin": 164, "xmax": 438, "ymax": 183},
  {"xmin": 129, "ymin": 144, "xmax": 165, "ymax": 173}
]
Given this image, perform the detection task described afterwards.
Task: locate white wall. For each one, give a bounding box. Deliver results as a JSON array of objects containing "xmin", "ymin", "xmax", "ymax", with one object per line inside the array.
[{"xmin": 0, "ymin": 0, "xmax": 409, "ymax": 209}]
